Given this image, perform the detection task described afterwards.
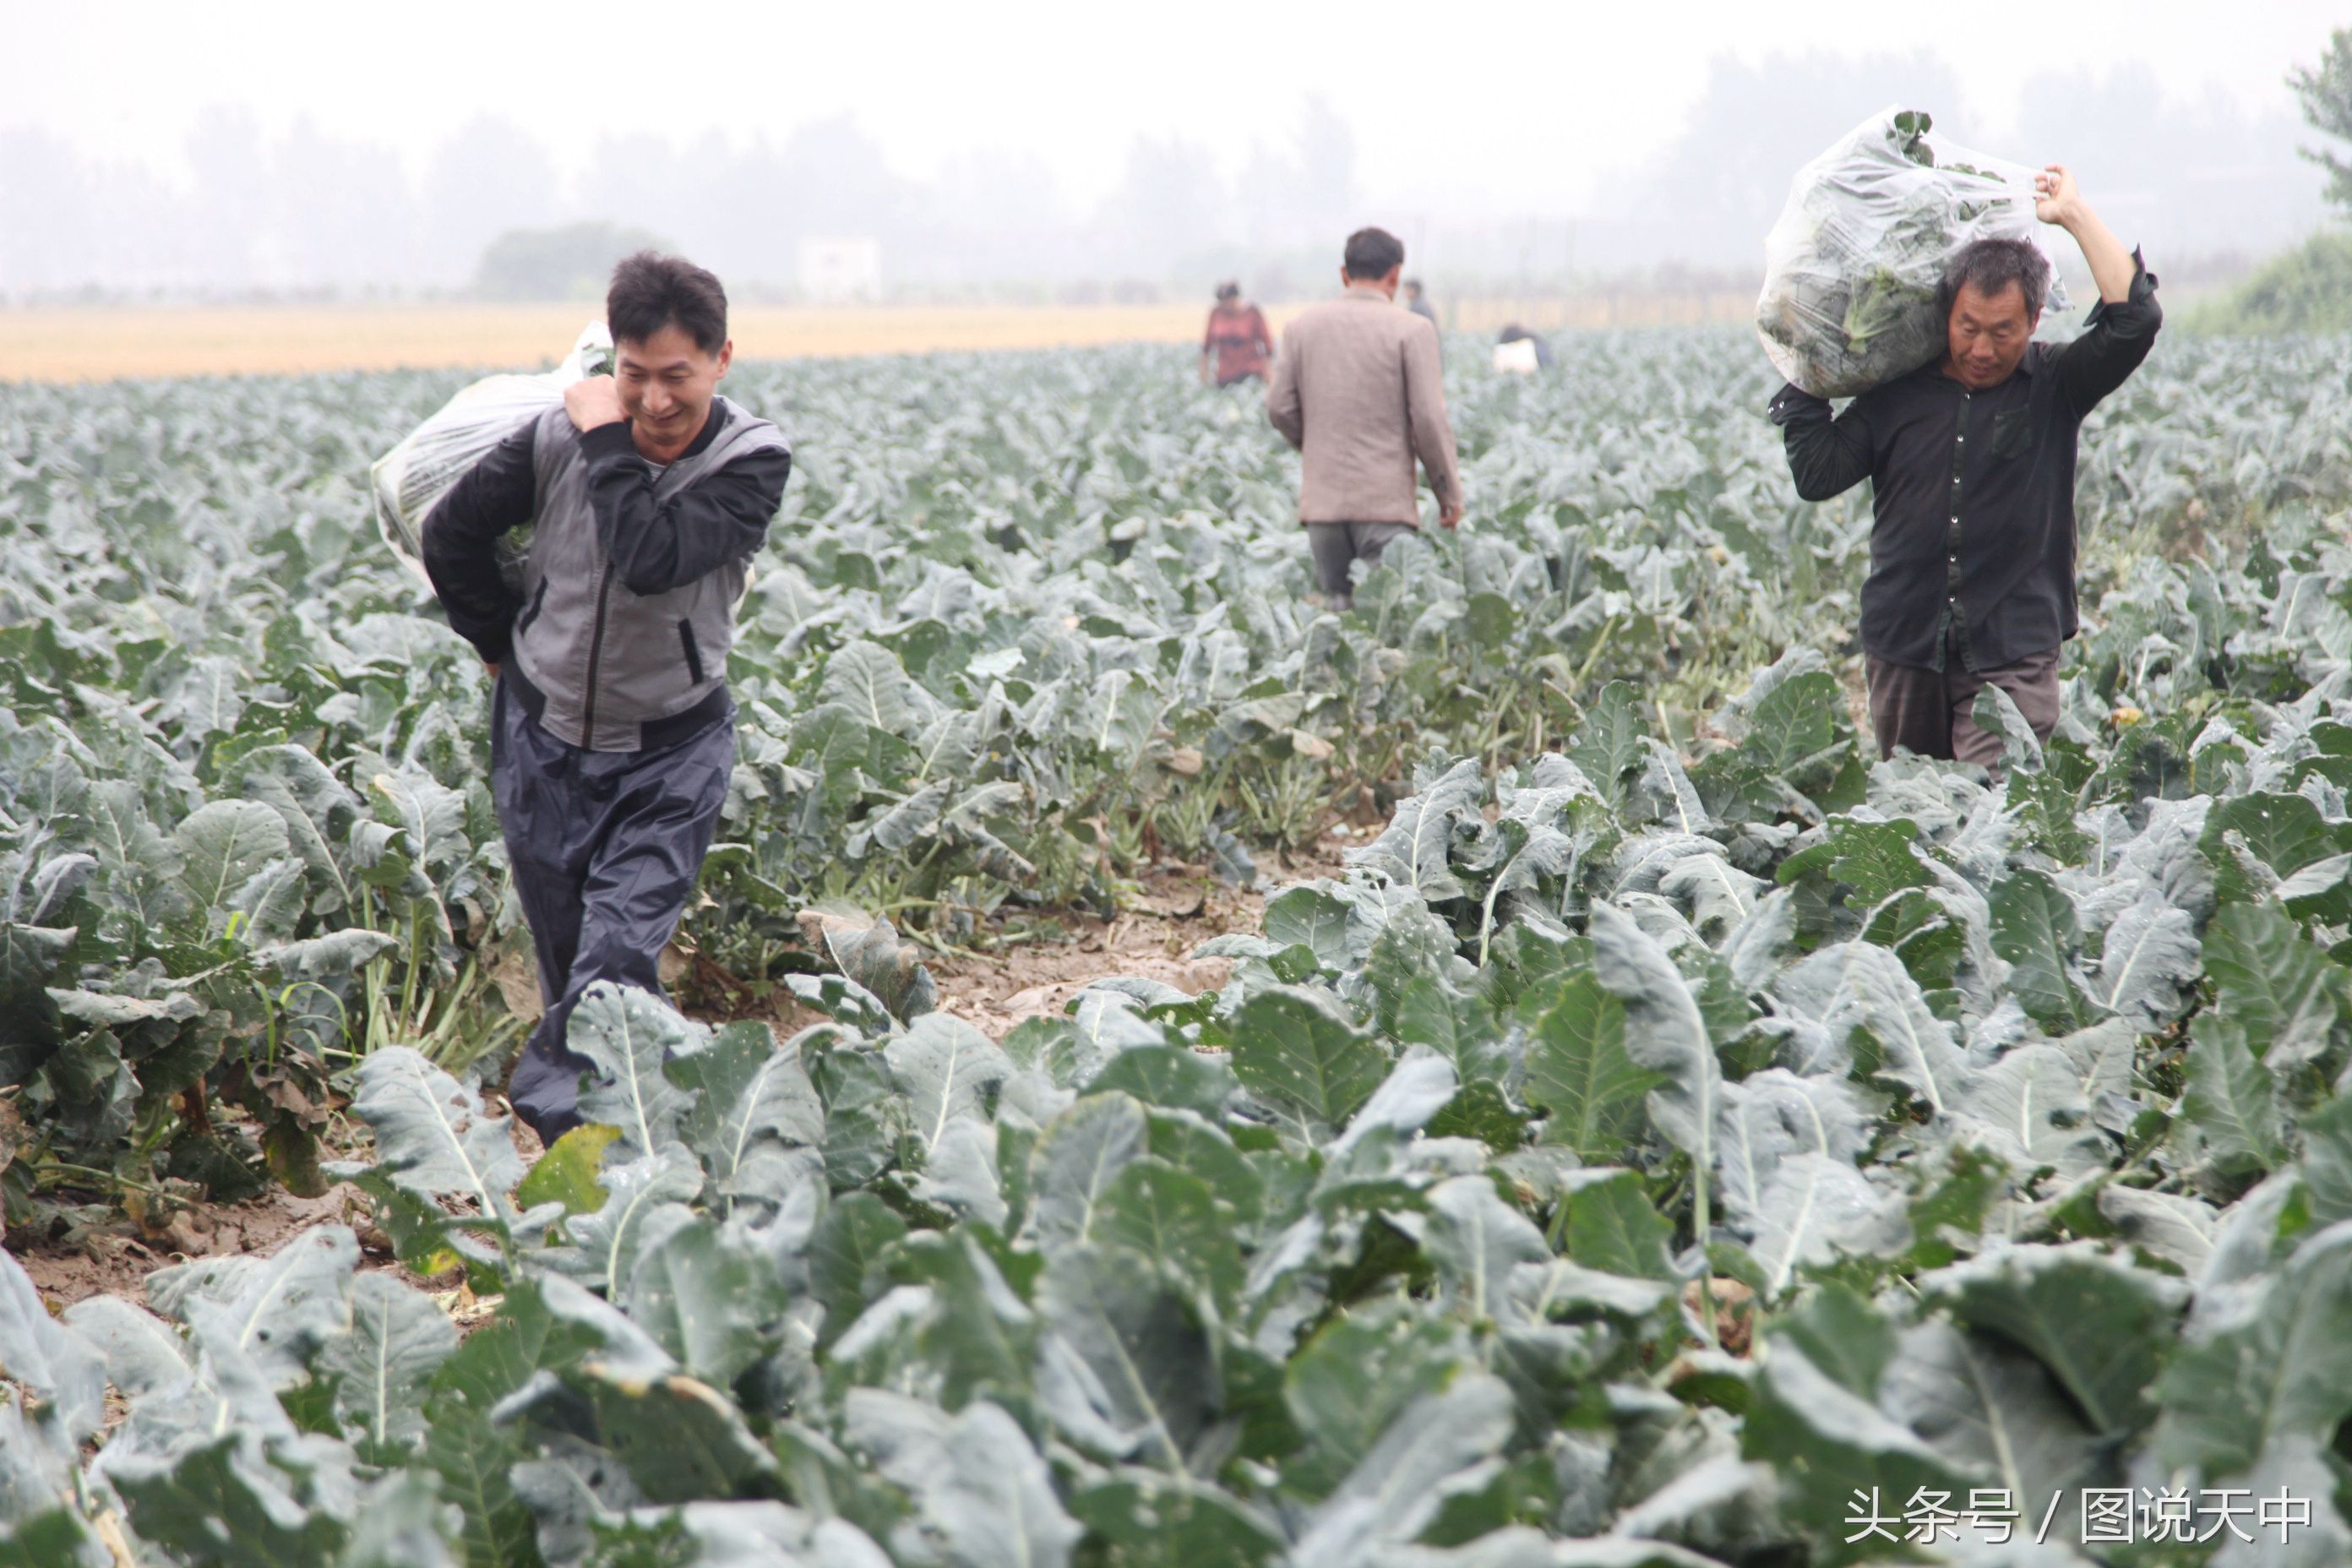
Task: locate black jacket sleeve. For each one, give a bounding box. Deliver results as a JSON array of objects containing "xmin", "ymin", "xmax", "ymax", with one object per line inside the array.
[
  {"xmin": 1769, "ymin": 383, "xmax": 1875, "ymax": 503},
  {"xmin": 421, "ymin": 422, "xmax": 536, "ymax": 664},
  {"xmin": 2053, "ymin": 251, "xmax": 2162, "ymax": 421},
  {"xmin": 578, "ymin": 422, "xmax": 792, "ymax": 597}
]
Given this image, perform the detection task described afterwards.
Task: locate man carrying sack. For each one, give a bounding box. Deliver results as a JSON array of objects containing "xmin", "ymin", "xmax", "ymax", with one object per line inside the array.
[
  {"xmin": 1266, "ymin": 226, "xmax": 1463, "ymax": 613},
  {"xmin": 1769, "ymin": 166, "xmax": 2160, "ymax": 770},
  {"xmin": 423, "ymin": 253, "xmax": 792, "ymax": 1141}
]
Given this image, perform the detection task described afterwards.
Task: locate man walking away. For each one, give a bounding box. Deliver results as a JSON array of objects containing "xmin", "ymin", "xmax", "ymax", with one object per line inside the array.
[
  {"xmin": 424, "ymin": 253, "xmax": 792, "ymax": 1142},
  {"xmin": 1770, "ymin": 166, "xmax": 2159, "ymax": 770},
  {"xmin": 1200, "ymin": 280, "xmax": 1274, "ymax": 387},
  {"xmin": 1266, "ymin": 228, "xmax": 1463, "ymax": 612}
]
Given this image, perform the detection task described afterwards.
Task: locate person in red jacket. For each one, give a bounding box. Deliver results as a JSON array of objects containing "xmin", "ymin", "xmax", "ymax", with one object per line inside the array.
[{"xmin": 1199, "ymin": 280, "xmax": 1273, "ymax": 387}]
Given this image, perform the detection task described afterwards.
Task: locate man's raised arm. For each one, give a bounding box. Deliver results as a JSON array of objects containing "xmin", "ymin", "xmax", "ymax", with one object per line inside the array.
[
  {"xmin": 1767, "ymin": 384, "xmax": 1874, "ymax": 503},
  {"xmin": 422, "ymin": 422, "xmax": 536, "ymax": 668},
  {"xmin": 2041, "ymin": 165, "xmax": 2135, "ymax": 305},
  {"xmin": 2038, "ymin": 166, "xmax": 2162, "ymax": 419}
]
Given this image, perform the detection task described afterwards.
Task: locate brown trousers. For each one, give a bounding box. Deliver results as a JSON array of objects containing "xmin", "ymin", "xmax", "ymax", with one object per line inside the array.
[{"xmin": 1865, "ymin": 639, "xmax": 2061, "ymax": 770}]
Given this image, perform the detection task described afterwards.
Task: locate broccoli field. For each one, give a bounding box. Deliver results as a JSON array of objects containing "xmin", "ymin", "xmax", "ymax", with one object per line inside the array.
[{"xmin": 4, "ymin": 329, "xmax": 2352, "ymax": 1566}]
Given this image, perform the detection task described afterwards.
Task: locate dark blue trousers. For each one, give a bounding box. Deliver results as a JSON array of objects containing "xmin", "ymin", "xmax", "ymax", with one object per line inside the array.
[{"xmin": 490, "ymin": 678, "xmax": 732, "ymax": 1143}]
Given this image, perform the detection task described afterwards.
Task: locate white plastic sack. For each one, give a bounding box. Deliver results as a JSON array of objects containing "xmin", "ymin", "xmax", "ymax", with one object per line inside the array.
[
  {"xmin": 373, "ymin": 321, "xmax": 612, "ymax": 591},
  {"xmin": 1756, "ymin": 107, "xmax": 2068, "ymax": 399},
  {"xmin": 1491, "ymin": 338, "xmax": 1540, "ymax": 376}
]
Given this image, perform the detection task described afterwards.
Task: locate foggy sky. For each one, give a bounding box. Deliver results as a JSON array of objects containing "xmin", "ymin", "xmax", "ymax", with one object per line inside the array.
[{"xmin": 0, "ymin": 0, "xmax": 2341, "ymax": 297}]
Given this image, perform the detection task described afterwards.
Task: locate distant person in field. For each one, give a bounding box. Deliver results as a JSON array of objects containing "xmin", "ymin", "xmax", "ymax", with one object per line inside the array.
[
  {"xmin": 1770, "ymin": 165, "xmax": 2159, "ymax": 770},
  {"xmin": 423, "ymin": 252, "xmax": 791, "ymax": 1143},
  {"xmin": 1404, "ymin": 277, "xmax": 1439, "ymax": 331},
  {"xmin": 1405, "ymin": 278, "xmax": 1442, "ymax": 368},
  {"xmin": 1496, "ymin": 323, "xmax": 1556, "ymax": 370},
  {"xmin": 1266, "ymin": 227, "xmax": 1462, "ymax": 613},
  {"xmin": 1200, "ymin": 280, "xmax": 1273, "ymax": 387}
]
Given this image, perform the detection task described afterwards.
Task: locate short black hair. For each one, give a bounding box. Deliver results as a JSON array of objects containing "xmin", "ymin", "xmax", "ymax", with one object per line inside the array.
[
  {"xmin": 1404, "ymin": 278, "xmax": 1424, "ymax": 295},
  {"xmin": 1343, "ymin": 226, "xmax": 1405, "ymax": 280},
  {"xmin": 608, "ymin": 251, "xmax": 728, "ymax": 354},
  {"xmin": 1940, "ymin": 238, "xmax": 2049, "ymax": 324},
  {"xmin": 1216, "ymin": 280, "xmax": 1240, "ymax": 300}
]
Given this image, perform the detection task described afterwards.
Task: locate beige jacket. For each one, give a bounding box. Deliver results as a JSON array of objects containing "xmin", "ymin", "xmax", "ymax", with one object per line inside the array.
[{"xmin": 1266, "ymin": 283, "xmax": 1461, "ymax": 525}]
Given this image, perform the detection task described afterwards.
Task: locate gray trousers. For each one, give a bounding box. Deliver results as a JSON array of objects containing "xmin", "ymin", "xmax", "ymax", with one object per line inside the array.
[
  {"xmin": 493, "ymin": 677, "xmax": 732, "ymax": 1143},
  {"xmin": 1306, "ymin": 521, "xmax": 1415, "ymax": 608},
  {"xmin": 1865, "ymin": 638, "xmax": 2061, "ymax": 770}
]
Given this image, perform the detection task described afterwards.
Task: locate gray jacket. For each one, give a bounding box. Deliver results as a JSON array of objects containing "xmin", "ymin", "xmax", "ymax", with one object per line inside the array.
[
  {"xmin": 513, "ymin": 405, "xmax": 789, "ymax": 749},
  {"xmin": 423, "ymin": 396, "xmax": 792, "ymax": 752}
]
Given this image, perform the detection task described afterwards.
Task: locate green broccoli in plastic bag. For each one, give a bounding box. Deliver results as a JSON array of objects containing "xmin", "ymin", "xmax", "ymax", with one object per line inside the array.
[{"xmin": 1757, "ymin": 107, "xmax": 2067, "ymax": 398}]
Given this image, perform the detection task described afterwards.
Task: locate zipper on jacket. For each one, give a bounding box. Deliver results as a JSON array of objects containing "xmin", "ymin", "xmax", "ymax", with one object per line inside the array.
[
  {"xmin": 516, "ymin": 578, "xmax": 550, "ymax": 635},
  {"xmin": 677, "ymin": 618, "xmax": 705, "ymax": 685},
  {"xmin": 580, "ymin": 561, "xmax": 615, "ymax": 742}
]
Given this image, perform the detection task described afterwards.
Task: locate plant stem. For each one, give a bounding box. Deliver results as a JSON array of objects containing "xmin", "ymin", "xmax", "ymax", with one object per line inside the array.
[
  {"xmin": 395, "ymin": 904, "xmax": 423, "ymax": 1041},
  {"xmin": 41, "ymin": 1162, "xmax": 166, "ymax": 1196}
]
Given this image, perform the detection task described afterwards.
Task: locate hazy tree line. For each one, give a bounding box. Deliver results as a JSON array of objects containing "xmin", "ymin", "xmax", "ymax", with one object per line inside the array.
[
  {"xmin": 1597, "ymin": 53, "xmax": 2333, "ymax": 280},
  {"xmin": 0, "ymin": 52, "xmax": 2332, "ymax": 302},
  {"xmin": 0, "ymin": 99, "xmax": 1363, "ymax": 302}
]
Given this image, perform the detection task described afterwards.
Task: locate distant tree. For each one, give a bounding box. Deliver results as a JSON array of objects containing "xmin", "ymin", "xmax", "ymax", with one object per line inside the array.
[
  {"xmin": 2017, "ymin": 63, "xmax": 2323, "ymax": 261},
  {"xmin": 423, "ymin": 117, "xmax": 560, "ymax": 290},
  {"xmin": 1098, "ymin": 135, "xmax": 1224, "ymax": 277},
  {"xmin": 475, "ymin": 221, "xmax": 669, "ymax": 302},
  {"xmin": 1294, "ymin": 95, "xmax": 1358, "ymax": 235},
  {"xmin": 579, "ymin": 133, "xmax": 694, "ymax": 253},
  {"xmin": 0, "ymin": 126, "xmax": 95, "ymax": 293},
  {"xmin": 274, "ymin": 119, "xmax": 422, "ymax": 293},
  {"xmin": 2289, "ymin": 28, "xmax": 2352, "ymax": 217},
  {"xmin": 1620, "ymin": 51, "xmax": 1963, "ymax": 269},
  {"xmin": 2202, "ymin": 231, "xmax": 2352, "ymax": 333},
  {"xmin": 181, "ymin": 108, "xmax": 266, "ymax": 292}
]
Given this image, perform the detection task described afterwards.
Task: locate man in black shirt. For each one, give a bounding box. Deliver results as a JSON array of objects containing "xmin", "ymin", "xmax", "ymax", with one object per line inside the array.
[{"xmin": 1769, "ymin": 165, "xmax": 2160, "ymax": 770}]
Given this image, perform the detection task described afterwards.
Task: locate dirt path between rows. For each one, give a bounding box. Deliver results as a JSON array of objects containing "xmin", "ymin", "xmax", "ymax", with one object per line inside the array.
[
  {"xmin": 8, "ymin": 835, "xmax": 1361, "ymax": 1311},
  {"xmin": 923, "ymin": 836, "xmax": 1351, "ymax": 1034}
]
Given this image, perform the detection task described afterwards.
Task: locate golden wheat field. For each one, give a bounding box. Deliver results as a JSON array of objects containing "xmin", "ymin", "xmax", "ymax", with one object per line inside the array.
[
  {"xmin": 0, "ymin": 293, "xmax": 1752, "ymax": 383},
  {"xmin": 0, "ymin": 304, "xmax": 1219, "ymax": 383}
]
